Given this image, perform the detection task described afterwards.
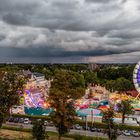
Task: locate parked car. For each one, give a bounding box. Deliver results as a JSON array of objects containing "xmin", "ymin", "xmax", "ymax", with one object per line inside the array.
[
  {"xmin": 130, "ymin": 130, "xmax": 139, "ymax": 137},
  {"xmin": 74, "ymin": 124, "xmax": 81, "ymax": 130},
  {"xmin": 89, "ymin": 127, "xmax": 101, "ymax": 132},
  {"xmin": 19, "ymin": 118, "xmax": 24, "ymax": 123},
  {"xmin": 8, "ymin": 117, "xmax": 14, "ymax": 122},
  {"xmin": 82, "ymin": 125, "xmax": 90, "ymax": 130},
  {"xmin": 89, "ymin": 127, "xmax": 96, "ymax": 132},
  {"xmin": 48, "ymin": 121, "xmax": 54, "ymax": 126},
  {"xmin": 44, "ymin": 120, "xmax": 49, "ymax": 126},
  {"xmin": 96, "ymin": 128, "xmax": 102, "ymax": 132},
  {"xmin": 23, "ymin": 118, "xmax": 30, "ymax": 124},
  {"xmin": 13, "ymin": 118, "xmax": 19, "ymax": 123},
  {"xmin": 117, "ymin": 130, "xmax": 122, "ymax": 136},
  {"xmin": 122, "ymin": 130, "xmax": 131, "ymax": 136}
]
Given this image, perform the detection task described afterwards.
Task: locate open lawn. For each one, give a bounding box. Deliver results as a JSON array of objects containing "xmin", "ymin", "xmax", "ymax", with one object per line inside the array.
[
  {"xmin": 0, "ymin": 129, "xmax": 32, "ymax": 140},
  {"xmin": 0, "ymin": 127, "xmax": 107, "ymax": 140},
  {"xmin": 0, "ymin": 129, "xmax": 73, "ymax": 140}
]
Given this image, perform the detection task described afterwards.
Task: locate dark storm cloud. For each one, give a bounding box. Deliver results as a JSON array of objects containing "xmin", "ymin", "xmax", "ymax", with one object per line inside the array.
[
  {"xmin": 107, "ymin": 29, "xmax": 140, "ymax": 39},
  {"xmin": 85, "ymin": 0, "xmax": 112, "ymax": 3},
  {"xmin": 0, "ymin": 0, "xmax": 140, "ymax": 63},
  {"xmin": 0, "ymin": 47, "xmax": 63, "ymax": 57},
  {"xmin": 0, "ymin": 0, "xmax": 40, "ymax": 13},
  {"xmin": 0, "ymin": 34, "xmax": 6, "ymax": 41},
  {"xmin": 3, "ymin": 13, "xmax": 29, "ymax": 26},
  {"xmin": 85, "ymin": 0, "xmax": 127, "ymax": 4},
  {"xmin": 0, "ymin": 46, "xmax": 124, "ymax": 58},
  {"xmin": 51, "ymin": 1, "xmax": 78, "ymax": 9}
]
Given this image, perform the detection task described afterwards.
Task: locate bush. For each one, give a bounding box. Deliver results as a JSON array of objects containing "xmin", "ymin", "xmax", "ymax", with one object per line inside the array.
[
  {"xmin": 32, "ymin": 119, "xmax": 48, "ymax": 140},
  {"xmin": 12, "ymin": 114, "xmax": 51, "ymax": 120},
  {"xmin": 2, "ymin": 125, "xmax": 31, "ymax": 132},
  {"xmin": 119, "ymin": 124, "xmax": 140, "ymax": 131}
]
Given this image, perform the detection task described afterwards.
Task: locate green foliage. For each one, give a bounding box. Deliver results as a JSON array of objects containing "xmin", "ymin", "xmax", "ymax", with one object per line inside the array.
[
  {"xmin": 97, "ymin": 66, "xmax": 134, "ymax": 81},
  {"xmin": 0, "ymin": 65, "xmax": 20, "ymax": 72},
  {"xmin": 12, "ymin": 113, "xmax": 51, "ymax": 120},
  {"xmin": 105, "ymin": 80, "xmax": 116, "ymax": 92},
  {"xmin": 50, "ymin": 69, "xmax": 85, "ymax": 100},
  {"xmin": 44, "ymin": 69, "xmax": 54, "ymax": 79},
  {"xmin": 96, "ymin": 66, "xmax": 134, "ymax": 92},
  {"xmin": 118, "ymin": 124, "xmax": 140, "ymax": 131},
  {"xmin": 105, "ymin": 77, "xmax": 133, "ymax": 92},
  {"xmin": 115, "ymin": 77, "xmax": 133, "ymax": 92},
  {"xmin": 0, "ymin": 64, "xmax": 135, "ymax": 91},
  {"xmin": 97, "ymin": 68, "xmax": 118, "ymax": 80},
  {"xmin": 49, "ymin": 69, "xmax": 85, "ymax": 139},
  {"xmin": 83, "ymin": 72, "xmax": 98, "ymax": 85},
  {"xmin": 32, "ymin": 119, "xmax": 48, "ymax": 140},
  {"xmin": 116, "ymin": 100, "xmax": 134, "ymax": 124},
  {"xmin": 0, "ymin": 72, "xmax": 26, "ymax": 128},
  {"xmin": 102, "ymin": 107, "xmax": 118, "ymax": 140},
  {"xmin": 2, "ymin": 125, "xmax": 32, "ymax": 132}
]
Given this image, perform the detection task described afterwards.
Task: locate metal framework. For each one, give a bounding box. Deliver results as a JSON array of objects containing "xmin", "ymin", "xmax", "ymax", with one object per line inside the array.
[{"xmin": 133, "ymin": 61, "xmax": 140, "ymax": 100}]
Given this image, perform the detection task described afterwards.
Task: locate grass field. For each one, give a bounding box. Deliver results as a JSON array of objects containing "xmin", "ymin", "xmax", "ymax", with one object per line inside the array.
[
  {"xmin": 0, "ymin": 128, "xmax": 107, "ymax": 140},
  {"xmin": 0, "ymin": 129, "xmax": 73, "ymax": 140}
]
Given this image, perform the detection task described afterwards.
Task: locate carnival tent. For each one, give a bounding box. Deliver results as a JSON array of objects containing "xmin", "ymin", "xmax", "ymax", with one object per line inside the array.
[{"xmin": 78, "ymin": 108, "xmax": 101, "ymax": 116}]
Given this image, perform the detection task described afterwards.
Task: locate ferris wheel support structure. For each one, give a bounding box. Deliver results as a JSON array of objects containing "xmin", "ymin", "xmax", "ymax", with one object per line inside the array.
[{"xmin": 133, "ymin": 61, "xmax": 140, "ymax": 100}]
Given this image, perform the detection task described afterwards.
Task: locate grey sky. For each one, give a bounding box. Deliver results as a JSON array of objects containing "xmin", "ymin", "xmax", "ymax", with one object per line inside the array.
[{"xmin": 0, "ymin": 0, "xmax": 140, "ymax": 63}]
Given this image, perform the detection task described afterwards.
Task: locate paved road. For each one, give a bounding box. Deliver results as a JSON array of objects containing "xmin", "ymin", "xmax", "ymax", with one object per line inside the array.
[{"xmin": 3, "ymin": 122, "xmax": 140, "ymax": 140}]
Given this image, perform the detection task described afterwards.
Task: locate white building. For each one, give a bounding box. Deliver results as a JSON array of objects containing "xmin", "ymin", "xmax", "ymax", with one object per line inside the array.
[{"xmin": 22, "ymin": 70, "xmax": 52, "ymax": 96}]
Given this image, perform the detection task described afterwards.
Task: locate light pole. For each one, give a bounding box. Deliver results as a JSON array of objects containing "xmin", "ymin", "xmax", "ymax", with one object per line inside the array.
[
  {"xmin": 85, "ymin": 116, "xmax": 88, "ymax": 136},
  {"xmin": 91, "ymin": 110, "xmax": 93, "ymax": 126}
]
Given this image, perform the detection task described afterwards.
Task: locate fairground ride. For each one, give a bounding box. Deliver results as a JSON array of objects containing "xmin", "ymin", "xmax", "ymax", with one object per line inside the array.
[{"xmin": 133, "ymin": 61, "xmax": 140, "ymax": 100}]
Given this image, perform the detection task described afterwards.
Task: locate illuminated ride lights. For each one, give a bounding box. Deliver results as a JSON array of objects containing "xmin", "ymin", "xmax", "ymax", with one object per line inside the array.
[
  {"xmin": 24, "ymin": 90, "xmax": 37, "ymax": 108},
  {"xmin": 24, "ymin": 89, "xmax": 47, "ymax": 108},
  {"xmin": 133, "ymin": 61, "xmax": 140, "ymax": 99}
]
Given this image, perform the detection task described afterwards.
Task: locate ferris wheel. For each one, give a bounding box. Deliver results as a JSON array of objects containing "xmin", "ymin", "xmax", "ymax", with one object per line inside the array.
[{"xmin": 133, "ymin": 61, "xmax": 140, "ymax": 99}]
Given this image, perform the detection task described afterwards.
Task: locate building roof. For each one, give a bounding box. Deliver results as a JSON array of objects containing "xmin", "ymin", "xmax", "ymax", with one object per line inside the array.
[
  {"xmin": 127, "ymin": 90, "xmax": 139, "ymax": 97},
  {"xmin": 21, "ymin": 70, "xmax": 32, "ymax": 79},
  {"xmin": 33, "ymin": 72, "xmax": 44, "ymax": 77}
]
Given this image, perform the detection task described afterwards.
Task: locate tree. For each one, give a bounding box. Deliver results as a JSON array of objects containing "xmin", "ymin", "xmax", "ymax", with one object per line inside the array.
[
  {"xmin": 83, "ymin": 72, "xmax": 98, "ymax": 85},
  {"xmin": 0, "ymin": 72, "xmax": 26, "ymax": 127},
  {"xmin": 102, "ymin": 107, "xmax": 118, "ymax": 140},
  {"xmin": 96, "ymin": 66, "xmax": 134, "ymax": 81},
  {"xmin": 32, "ymin": 119, "xmax": 48, "ymax": 140},
  {"xmin": 115, "ymin": 77, "xmax": 133, "ymax": 93},
  {"xmin": 116, "ymin": 100, "xmax": 134, "ymax": 124},
  {"xmin": 104, "ymin": 77, "xmax": 133, "ymax": 93},
  {"xmin": 105, "ymin": 80, "xmax": 116, "ymax": 92},
  {"xmin": 49, "ymin": 69, "xmax": 85, "ymax": 139}
]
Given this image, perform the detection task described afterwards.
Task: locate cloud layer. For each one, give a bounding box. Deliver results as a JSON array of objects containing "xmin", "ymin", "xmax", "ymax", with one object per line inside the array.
[{"xmin": 0, "ymin": 0, "xmax": 140, "ymax": 63}]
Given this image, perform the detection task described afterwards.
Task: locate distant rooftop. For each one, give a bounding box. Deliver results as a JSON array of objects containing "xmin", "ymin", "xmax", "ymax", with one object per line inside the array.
[
  {"xmin": 22, "ymin": 70, "xmax": 32, "ymax": 76},
  {"xmin": 33, "ymin": 72, "xmax": 44, "ymax": 77}
]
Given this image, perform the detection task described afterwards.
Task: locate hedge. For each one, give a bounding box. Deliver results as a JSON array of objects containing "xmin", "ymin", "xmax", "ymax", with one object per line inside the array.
[
  {"xmin": 11, "ymin": 114, "xmax": 51, "ymax": 120},
  {"xmin": 2, "ymin": 125, "xmax": 31, "ymax": 132},
  {"xmin": 118, "ymin": 124, "xmax": 140, "ymax": 131}
]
